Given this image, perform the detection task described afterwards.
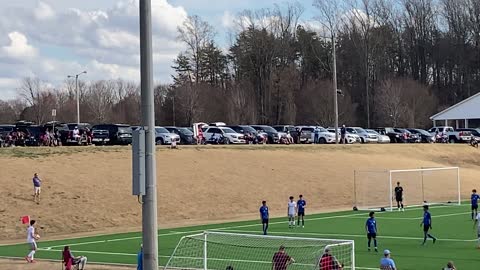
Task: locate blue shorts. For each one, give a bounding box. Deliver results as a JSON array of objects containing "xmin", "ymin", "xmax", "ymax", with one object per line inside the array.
[
  {"xmin": 262, "ymin": 218, "xmax": 269, "ymax": 224},
  {"xmin": 423, "ymin": 225, "xmax": 431, "ymax": 232},
  {"xmin": 472, "ymin": 205, "xmax": 478, "ymax": 210},
  {"xmin": 298, "ymin": 211, "xmax": 305, "ymax": 216}
]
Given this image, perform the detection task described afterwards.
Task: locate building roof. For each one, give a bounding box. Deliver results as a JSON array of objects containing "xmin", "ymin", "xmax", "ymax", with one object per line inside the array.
[{"xmin": 430, "ymin": 92, "xmax": 480, "ymax": 121}]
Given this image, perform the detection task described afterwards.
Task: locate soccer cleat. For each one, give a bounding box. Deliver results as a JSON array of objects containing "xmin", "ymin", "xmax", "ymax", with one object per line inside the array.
[
  {"xmin": 302, "ymin": 225, "xmax": 304, "ymax": 228},
  {"xmin": 402, "ymin": 208, "xmax": 405, "ymax": 212},
  {"xmin": 30, "ymin": 260, "xmax": 36, "ymax": 263},
  {"xmin": 433, "ymin": 238, "xmax": 437, "ymax": 244},
  {"xmin": 375, "ymin": 248, "xmax": 378, "ymax": 252},
  {"xmin": 368, "ymin": 248, "xmax": 370, "ymax": 252}
]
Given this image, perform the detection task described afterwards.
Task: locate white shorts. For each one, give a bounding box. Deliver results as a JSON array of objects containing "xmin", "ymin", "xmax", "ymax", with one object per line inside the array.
[
  {"xmin": 34, "ymin": 187, "xmax": 41, "ymax": 194},
  {"xmin": 28, "ymin": 241, "xmax": 37, "ymax": 250},
  {"xmin": 288, "ymin": 213, "xmax": 295, "ymax": 218}
]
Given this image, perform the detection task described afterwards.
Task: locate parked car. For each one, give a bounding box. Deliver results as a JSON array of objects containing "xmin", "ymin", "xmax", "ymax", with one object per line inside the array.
[
  {"xmin": 53, "ymin": 123, "xmax": 91, "ymax": 145},
  {"xmin": 91, "ymin": 124, "xmax": 132, "ymax": 145},
  {"xmin": 313, "ymin": 127, "xmax": 337, "ymax": 144},
  {"xmin": 154, "ymin": 126, "xmax": 181, "ymax": 145},
  {"xmin": 164, "ymin": 127, "xmax": 195, "ymax": 145},
  {"xmin": 374, "ymin": 127, "xmax": 406, "ymax": 143},
  {"xmin": 226, "ymin": 125, "xmax": 264, "ymax": 144},
  {"xmin": 393, "ymin": 128, "xmax": 420, "ymax": 143},
  {"xmin": 251, "ymin": 125, "xmax": 280, "ymax": 144},
  {"xmin": 365, "ymin": 129, "xmax": 390, "ymax": 143},
  {"xmin": 347, "ymin": 127, "xmax": 378, "ymax": 143},
  {"xmin": 0, "ymin": 124, "xmax": 15, "ymax": 137},
  {"xmin": 273, "ymin": 125, "xmax": 300, "ymax": 143},
  {"xmin": 407, "ymin": 128, "xmax": 435, "ymax": 143},
  {"xmin": 428, "ymin": 126, "xmax": 471, "ymax": 143},
  {"xmin": 326, "ymin": 128, "xmax": 357, "ymax": 144},
  {"xmin": 455, "ymin": 128, "xmax": 480, "ymax": 139},
  {"xmin": 202, "ymin": 126, "xmax": 245, "ymax": 144},
  {"xmin": 295, "ymin": 126, "xmax": 315, "ymax": 144}
]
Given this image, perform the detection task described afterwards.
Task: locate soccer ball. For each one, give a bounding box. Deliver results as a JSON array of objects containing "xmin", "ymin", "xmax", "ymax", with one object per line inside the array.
[{"xmin": 35, "ymin": 234, "xmax": 40, "ymax": 240}]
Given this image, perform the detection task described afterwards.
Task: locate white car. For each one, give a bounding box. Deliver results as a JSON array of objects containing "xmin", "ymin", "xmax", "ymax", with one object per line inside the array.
[
  {"xmin": 155, "ymin": 126, "xmax": 180, "ymax": 145},
  {"xmin": 311, "ymin": 127, "xmax": 337, "ymax": 144},
  {"xmin": 203, "ymin": 126, "xmax": 246, "ymax": 144},
  {"xmin": 326, "ymin": 128, "xmax": 358, "ymax": 144},
  {"xmin": 348, "ymin": 127, "xmax": 378, "ymax": 143},
  {"xmin": 366, "ymin": 129, "xmax": 390, "ymax": 143}
]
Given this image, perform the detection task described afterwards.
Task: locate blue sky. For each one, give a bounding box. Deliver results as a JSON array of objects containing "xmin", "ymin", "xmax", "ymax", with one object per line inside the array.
[{"xmin": 0, "ymin": 0, "xmax": 317, "ymax": 100}]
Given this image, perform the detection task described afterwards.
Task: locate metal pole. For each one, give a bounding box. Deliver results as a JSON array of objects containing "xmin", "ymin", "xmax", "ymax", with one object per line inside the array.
[
  {"xmin": 332, "ymin": 34, "xmax": 339, "ymax": 144},
  {"xmin": 140, "ymin": 0, "xmax": 158, "ymax": 270},
  {"xmin": 76, "ymin": 75, "xmax": 80, "ymax": 126}
]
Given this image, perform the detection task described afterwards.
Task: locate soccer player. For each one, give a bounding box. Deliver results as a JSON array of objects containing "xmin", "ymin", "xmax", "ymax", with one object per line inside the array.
[
  {"xmin": 287, "ymin": 196, "xmax": 297, "ymax": 228},
  {"xmin": 394, "ymin": 182, "xmax": 404, "ymax": 211},
  {"xmin": 471, "ymin": 189, "xmax": 480, "ymax": 220},
  {"xmin": 25, "ymin": 220, "xmax": 39, "ymax": 263},
  {"xmin": 420, "ymin": 205, "xmax": 437, "ymax": 245},
  {"xmin": 380, "ymin": 250, "xmax": 396, "ymax": 270},
  {"xmin": 319, "ymin": 247, "xmax": 343, "ymax": 270},
  {"xmin": 297, "ymin": 195, "xmax": 306, "ymax": 228},
  {"xmin": 32, "ymin": 173, "xmax": 42, "ymax": 204},
  {"xmin": 272, "ymin": 245, "xmax": 294, "ymax": 270},
  {"xmin": 366, "ymin": 211, "xmax": 378, "ymax": 252},
  {"xmin": 260, "ymin": 200, "xmax": 269, "ymax": 235}
]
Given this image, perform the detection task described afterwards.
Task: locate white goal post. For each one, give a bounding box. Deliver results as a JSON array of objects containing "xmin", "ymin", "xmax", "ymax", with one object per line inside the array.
[
  {"xmin": 164, "ymin": 231, "xmax": 355, "ymax": 270},
  {"xmin": 353, "ymin": 167, "xmax": 461, "ymax": 211}
]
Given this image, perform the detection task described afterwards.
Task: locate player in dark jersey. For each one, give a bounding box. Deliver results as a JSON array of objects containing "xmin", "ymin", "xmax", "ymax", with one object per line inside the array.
[
  {"xmin": 420, "ymin": 205, "xmax": 437, "ymax": 245},
  {"xmin": 297, "ymin": 195, "xmax": 306, "ymax": 228},
  {"xmin": 260, "ymin": 201, "xmax": 269, "ymax": 235},
  {"xmin": 394, "ymin": 182, "xmax": 404, "ymax": 211},
  {"xmin": 471, "ymin": 189, "xmax": 480, "ymax": 220}
]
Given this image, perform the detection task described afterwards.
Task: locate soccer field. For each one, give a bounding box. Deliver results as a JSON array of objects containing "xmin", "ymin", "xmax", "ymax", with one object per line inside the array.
[{"xmin": 0, "ymin": 204, "xmax": 478, "ymax": 270}]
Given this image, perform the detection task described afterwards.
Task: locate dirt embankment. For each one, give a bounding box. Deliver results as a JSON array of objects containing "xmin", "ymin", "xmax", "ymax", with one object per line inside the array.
[{"xmin": 0, "ymin": 144, "xmax": 478, "ymax": 242}]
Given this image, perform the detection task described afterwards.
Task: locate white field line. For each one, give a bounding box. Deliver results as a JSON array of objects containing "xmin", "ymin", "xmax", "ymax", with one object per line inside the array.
[
  {"xmin": 347, "ymin": 211, "xmax": 471, "ymax": 220},
  {"xmin": 221, "ymin": 229, "xmax": 477, "ymax": 242},
  {"xmin": 42, "ymin": 211, "xmax": 371, "ymax": 249}
]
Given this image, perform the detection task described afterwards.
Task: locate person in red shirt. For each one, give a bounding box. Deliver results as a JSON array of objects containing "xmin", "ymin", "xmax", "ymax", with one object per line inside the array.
[
  {"xmin": 319, "ymin": 247, "xmax": 343, "ymax": 270},
  {"xmin": 272, "ymin": 245, "xmax": 294, "ymax": 270}
]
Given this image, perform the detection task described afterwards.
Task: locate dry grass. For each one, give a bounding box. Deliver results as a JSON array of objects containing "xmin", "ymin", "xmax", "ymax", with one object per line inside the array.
[{"xmin": 1, "ymin": 144, "xmax": 478, "ymax": 243}]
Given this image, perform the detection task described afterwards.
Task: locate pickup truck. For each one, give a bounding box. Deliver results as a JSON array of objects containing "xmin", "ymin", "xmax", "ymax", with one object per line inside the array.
[{"xmin": 428, "ymin": 126, "xmax": 471, "ymax": 143}]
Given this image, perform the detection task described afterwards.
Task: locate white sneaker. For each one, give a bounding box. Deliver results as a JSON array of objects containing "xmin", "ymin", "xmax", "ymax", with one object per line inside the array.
[{"xmin": 402, "ymin": 208, "xmax": 405, "ymax": 212}]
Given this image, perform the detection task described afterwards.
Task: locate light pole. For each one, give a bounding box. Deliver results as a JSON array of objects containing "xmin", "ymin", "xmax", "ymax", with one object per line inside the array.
[
  {"xmin": 68, "ymin": 71, "xmax": 87, "ymax": 126},
  {"xmin": 332, "ymin": 34, "xmax": 339, "ymax": 144}
]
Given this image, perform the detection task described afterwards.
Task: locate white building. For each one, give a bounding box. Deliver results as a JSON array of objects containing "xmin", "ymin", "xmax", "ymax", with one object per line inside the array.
[{"xmin": 430, "ymin": 92, "xmax": 480, "ymax": 128}]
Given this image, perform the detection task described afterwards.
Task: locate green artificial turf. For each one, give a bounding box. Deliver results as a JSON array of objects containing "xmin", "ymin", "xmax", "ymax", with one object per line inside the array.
[{"xmin": 1, "ymin": 204, "xmax": 478, "ymax": 270}]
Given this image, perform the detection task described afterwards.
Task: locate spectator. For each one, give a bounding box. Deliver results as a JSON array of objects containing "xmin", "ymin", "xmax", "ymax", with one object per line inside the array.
[
  {"xmin": 73, "ymin": 126, "xmax": 80, "ymax": 140},
  {"xmin": 287, "ymin": 131, "xmax": 294, "ymax": 144},
  {"xmin": 380, "ymin": 249, "xmax": 396, "ymax": 270},
  {"xmin": 85, "ymin": 127, "xmax": 92, "ymax": 145},
  {"xmin": 340, "ymin": 125, "xmax": 346, "ymax": 144},
  {"xmin": 314, "ymin": 127, "xmax": 320, "ymax": 144},
  {"xmin": 63, "ymin": 246, "xmax": 87, "ymax": 270},
  {"xmin": 319, "ymin": 247, "xmax": 343, "ymax": 270},
  {"xmin": 32, "ymin": 173, "xmax": 42, "ymax": 204},
  {"xmin": 137, "ymin": 244, "xmax": 143, "ymax": 270},
  {"xmin": 443, "ymin": 261, "xmax": 456, "ymax": 270}
]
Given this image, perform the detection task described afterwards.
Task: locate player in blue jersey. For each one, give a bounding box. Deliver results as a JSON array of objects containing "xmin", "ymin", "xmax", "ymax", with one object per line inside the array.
[
  {"xmin": 366, "ymin": 211, "xmax": 378, "ymax": 252},
  {"xmin": 297, "ymin": 195, "xmax": 306, "ymax": 228},
  {"xmin": 420, "ymin": 205, "xmax": 437, "ymax": 245},
  {"xmin": 471, "ymin": 189, "xmax": 480, "ymax": 220},
  {"xmin": 260, "ymin": 201, "xmax": 269, "ymax": 235}
]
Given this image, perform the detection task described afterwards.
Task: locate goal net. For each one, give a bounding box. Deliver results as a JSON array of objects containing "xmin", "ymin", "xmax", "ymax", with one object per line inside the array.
[
  {"xmin": 164, "ymin": 231, "xmax": 355, "ymax": 270},
  {"xmin": 353, "ymin": 167, "xmax": 460, "ymax": 211}
]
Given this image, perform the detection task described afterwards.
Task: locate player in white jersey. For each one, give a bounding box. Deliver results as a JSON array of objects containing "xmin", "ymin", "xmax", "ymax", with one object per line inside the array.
[
  {"xmin": 25, "ymin": 220, "xmax": 39, "ymax": 263},
  {"xmin": 287, "ymin": 196, "xmax": 297, "ymax": 228},
  {"xmin": 474, "ymin": 212, "xmax": 480, "ymax": 249}
]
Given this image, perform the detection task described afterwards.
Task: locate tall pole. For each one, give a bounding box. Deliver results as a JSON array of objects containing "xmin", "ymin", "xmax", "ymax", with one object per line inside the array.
[
  {"xmin": 76, "ymin": 75, "xmax": 80, "ymax": 126},
  {"xmin": 140, "ymin": 1, "xmax": 158, "ymax": 270},
  {"xmin": 332, "ymin": 34, "xmax": 339, "ymax": 144}
]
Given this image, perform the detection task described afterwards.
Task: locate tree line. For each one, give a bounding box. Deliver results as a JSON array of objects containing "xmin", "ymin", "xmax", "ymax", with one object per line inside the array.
[{"xmin": 1, "ymin": 0, "xmax": 479, "ymax": 128}]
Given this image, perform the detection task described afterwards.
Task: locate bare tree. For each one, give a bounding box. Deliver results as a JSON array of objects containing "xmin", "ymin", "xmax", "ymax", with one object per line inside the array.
[
  {"xmin": 85, "ymin": 80, "xmax": 115, "ymax": 123},
  {"xmin": 375, "ymin": 78, "xmax": 407, "ymax": 127}
]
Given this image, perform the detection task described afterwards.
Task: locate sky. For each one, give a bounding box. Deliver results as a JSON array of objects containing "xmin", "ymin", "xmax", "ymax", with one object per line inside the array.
[{"xmin": 0, "ymin": 0, "xmax": 317, "ymax": 100}]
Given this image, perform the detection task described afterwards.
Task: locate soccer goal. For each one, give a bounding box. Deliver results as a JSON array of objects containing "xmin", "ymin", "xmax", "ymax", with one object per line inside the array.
[
  {"xmin": 353, "ymin": 167, "xmax": 461, "ymax": 211},
  {"xmin": 163, "ymin": 231, "xmax": 355, "ymax": 270}
]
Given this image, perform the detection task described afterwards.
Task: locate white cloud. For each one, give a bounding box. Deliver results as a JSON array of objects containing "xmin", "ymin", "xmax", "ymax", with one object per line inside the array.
[
  {"xmin": 221, "ymin": 11, "xmax": 235, "ymax": 29},
  {"xmin": 1, "ymin": 32, "xmax": 38, "ymax": 59},
  {"xmin": 0, "ymin": 0, "xmax": 188, "ymax": 100},
  {"xmin": 34, "ymin": 1, "xmax": 55, "ymax": 20}
]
